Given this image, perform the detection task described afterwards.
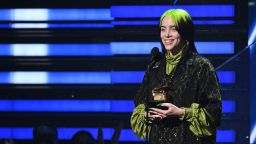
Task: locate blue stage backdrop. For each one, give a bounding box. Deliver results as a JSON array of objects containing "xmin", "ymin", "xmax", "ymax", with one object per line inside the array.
[
  {"xmin": 0, "ymin": 1, "xmax": 249, "ymax": 143},
  {"xmin": 249, "ymin": 0, "xmax": 256, "ymax": 143}
]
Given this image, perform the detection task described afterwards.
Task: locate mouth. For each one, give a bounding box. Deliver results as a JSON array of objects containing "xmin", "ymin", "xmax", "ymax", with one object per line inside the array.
[{"xmin": 164, "ymin": 39, "xmax": 174, "ymax": 45}]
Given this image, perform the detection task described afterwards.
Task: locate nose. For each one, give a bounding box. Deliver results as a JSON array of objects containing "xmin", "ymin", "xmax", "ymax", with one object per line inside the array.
[{"xmin": 165, "ymin": 29, "xmax": 171, "ymax": 37}]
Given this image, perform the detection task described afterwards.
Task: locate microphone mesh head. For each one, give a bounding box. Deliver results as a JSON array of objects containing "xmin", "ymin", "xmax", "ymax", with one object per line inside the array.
[{"xmin": 151, "ymin": 47, "xmax": 162, "ymax": 62}]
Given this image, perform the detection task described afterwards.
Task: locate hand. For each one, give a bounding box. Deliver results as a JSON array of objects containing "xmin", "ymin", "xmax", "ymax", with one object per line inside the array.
[
  {"xmin": 149, "ymin": 103, "xmax": 185, "ymax": 118},
  {"xmin": 144, "ymin": 110, "xmax": 166, "ymax": 121}
]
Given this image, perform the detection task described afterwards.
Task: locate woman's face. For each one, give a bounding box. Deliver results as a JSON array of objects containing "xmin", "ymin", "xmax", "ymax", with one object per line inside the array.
[{"xmin": 160, "ymin": 16, "xmax": 183, "ymax": 54}]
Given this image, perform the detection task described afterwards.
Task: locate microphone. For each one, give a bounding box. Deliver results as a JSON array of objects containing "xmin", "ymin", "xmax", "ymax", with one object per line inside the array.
[
  {"xmin": 148, "ymin": 47, "xmax": 162, "ymax": 70},
  {"xmin": 146, "ymin": 47, "xmax": 162, "ymax": 142},
  {"xmin": 150, "ymin": 47, "xmax": 162, "ymax": 63}
]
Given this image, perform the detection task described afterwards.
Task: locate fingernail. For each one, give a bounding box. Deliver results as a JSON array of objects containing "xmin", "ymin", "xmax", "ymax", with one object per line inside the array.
[{"xmin": 156, "ymin": 103, "xmax": 162, "ymax": 106}]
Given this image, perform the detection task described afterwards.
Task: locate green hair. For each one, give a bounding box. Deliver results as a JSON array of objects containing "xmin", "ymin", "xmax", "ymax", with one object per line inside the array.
[
  {"xmin": 159, "ymin": 9, "xmax": 197, "ymax": 55},
  {"xmin": 159, "ymin": 9, "xmax": 192, "ymax": 30}
]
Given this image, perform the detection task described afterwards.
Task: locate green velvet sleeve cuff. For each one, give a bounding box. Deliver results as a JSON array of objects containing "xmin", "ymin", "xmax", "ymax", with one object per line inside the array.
[
  {"xmin": 180, "ymin": 103, "xmax": 215, "ymax": 137},
  {"xmin": 130, "ymin": 104, "xmax": 151, "ymax": 139}
]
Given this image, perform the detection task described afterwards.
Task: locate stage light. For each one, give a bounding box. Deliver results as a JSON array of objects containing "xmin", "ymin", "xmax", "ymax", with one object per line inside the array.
[
  {"xmin": 111, "ymin": 5, "xmax": 234, "ymax": 18},
  {"xmin": 250, "ymin": 124, "xmax": 256, "ymax": 143},
  {"xmin": 0, "ymin": 44, "xmax": 111, "ymax": 56},
  {"xmin": 111, "ymin": 42, "xmax": 234, "ymax": 55},
  {"xmin": 0, "ymin": 9, "xmax": 112, "ymax": 21},
  {"xmin": 111, "ymin": 42, "xmax": 162, "ymax": 55},
  {"xmin": 0, "ymin": 42, "xmax": 234, "ymax": 56},
  {"xmin": 222, "ymin": 100, "xmax": 236, "ymax": 113},
  {"xmin": 216, "ymin": 130, "xmax": 235, "ymax": 142},
  {"xmin": 11, "ymin": 23, "xmax": 48, "ymax": 28},
  {"xmin": 249, "ymin": 24, "xmax": 256, "ymax": 46},
  {"xmin": 0, "ymin": 71, "xmax": 235, "ymax": 84},
  {"xmin": 11, "ymin": 44, "xmax": 48, "ymax": 56},
  {"xmin": 217, "ymin": 71, "xmax": 236, "ymax": 84},
  {"xmin": 12, "ymin": 9, "xmax": 48, "ymax": 21},
  {"xmin": 0, "ymin": 100, "xmax": 234, "ymax": 113},
  {"xmin": 195, "ymin": 42, "xmax": 234, "ymax": 54}
]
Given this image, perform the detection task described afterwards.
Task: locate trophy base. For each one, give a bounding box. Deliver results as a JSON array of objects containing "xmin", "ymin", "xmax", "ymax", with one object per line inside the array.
[{"xmin": 148, "ymin": 101, "xmax": 168, "ymax": 110}]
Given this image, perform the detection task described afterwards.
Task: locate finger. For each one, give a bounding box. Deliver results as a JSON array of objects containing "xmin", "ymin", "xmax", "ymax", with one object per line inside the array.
[
  {"xmin": 158, "ymin": 103, "xmax": 173, "ymax": 107},
  {"xmin": 149, "ymin": 110, "xmax": 166, "ymax": 118},
  {"xmin": 151, "ymin": 115, "xmax": 161, "ymax": 120},
  {"xmin": 144, "ymin": 111, "xmax": 153, "ymax": 118},
  {"xmin": 144, "ymin": 112, "xmax": 155, "ymax": 121},
  {"xmin": 146, "ymin": 111, "xmax": 160, "ymax": 119},
  {"xmin": 150, "ymin": 107, "xmax": 166, "ymax": 114}
]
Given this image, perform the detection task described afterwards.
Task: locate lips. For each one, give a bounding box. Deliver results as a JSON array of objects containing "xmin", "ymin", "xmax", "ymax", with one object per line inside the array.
[{"xmin": 164, "ymin": 39, "xmax": 174, "ymax": 45}]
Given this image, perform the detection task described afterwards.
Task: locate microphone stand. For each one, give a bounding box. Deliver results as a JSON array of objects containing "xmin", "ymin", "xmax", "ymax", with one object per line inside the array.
[
  {"xmin": 146, "ymin": 61, "xmax": 154, "ymax": 144},
  {"xmin": 145, "ymin": 47, "xmax": 161, "ymax": 143},
  {"xmin": 146, "ymin": 64, "xmax": 150, "ymax": 144}
]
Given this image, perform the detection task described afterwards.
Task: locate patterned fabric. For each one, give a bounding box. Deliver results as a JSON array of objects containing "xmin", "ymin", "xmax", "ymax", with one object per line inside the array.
[
  {"xmin": 132, "ymin": 52, "xmax": 222, "ymax": 144},
  {"xmin": 165, "ymin": 50, "xmax": 183, "ymax": 75},
  {"xmin": 130, "ymin": 104, "xmax": 151, "ymax": 138},
  {"xmin": 180, "ymin": 103, "xmax": 215, "ymax": 137}
]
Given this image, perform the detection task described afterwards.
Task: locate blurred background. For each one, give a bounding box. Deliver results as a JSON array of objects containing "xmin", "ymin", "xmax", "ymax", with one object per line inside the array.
[{"xmin": 0, "ymin": 0, "xmax": 255, "ymax": 143}]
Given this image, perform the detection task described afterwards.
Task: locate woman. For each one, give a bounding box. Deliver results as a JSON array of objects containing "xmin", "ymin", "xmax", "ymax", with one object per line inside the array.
[{"xmin": 131, "ymin": 9, "xmax": 222, "ymax": 143}]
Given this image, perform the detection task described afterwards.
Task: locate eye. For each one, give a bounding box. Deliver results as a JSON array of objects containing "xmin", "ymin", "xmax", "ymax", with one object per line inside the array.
[
  {"xmin": 170, "ymin": 27, "xmax": 177, "ymax": 31},
  {"xmin": 161, "ymin": 27, "xmax": 166, "ymax": 31}
]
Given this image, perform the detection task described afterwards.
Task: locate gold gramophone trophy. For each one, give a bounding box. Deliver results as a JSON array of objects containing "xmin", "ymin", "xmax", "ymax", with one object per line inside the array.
[{"xmin": 149, "ymin": 85, "xmax": 168, "ymax": 109}]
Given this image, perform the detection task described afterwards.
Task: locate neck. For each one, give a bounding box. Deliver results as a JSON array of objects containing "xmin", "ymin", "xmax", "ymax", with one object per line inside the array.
[
  {"xmin": 167, "ymin": 40, "xmax": 187, "ymax": 56},
  {"xmin": 167, "ymin": 48, "xmax": 181, "ymax": 56}
]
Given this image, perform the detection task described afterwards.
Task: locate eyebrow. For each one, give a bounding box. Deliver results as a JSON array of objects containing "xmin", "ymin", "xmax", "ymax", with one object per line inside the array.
[{"xmin": 160, "ymin": 25, "xmax": 176, "ymax": 28}]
